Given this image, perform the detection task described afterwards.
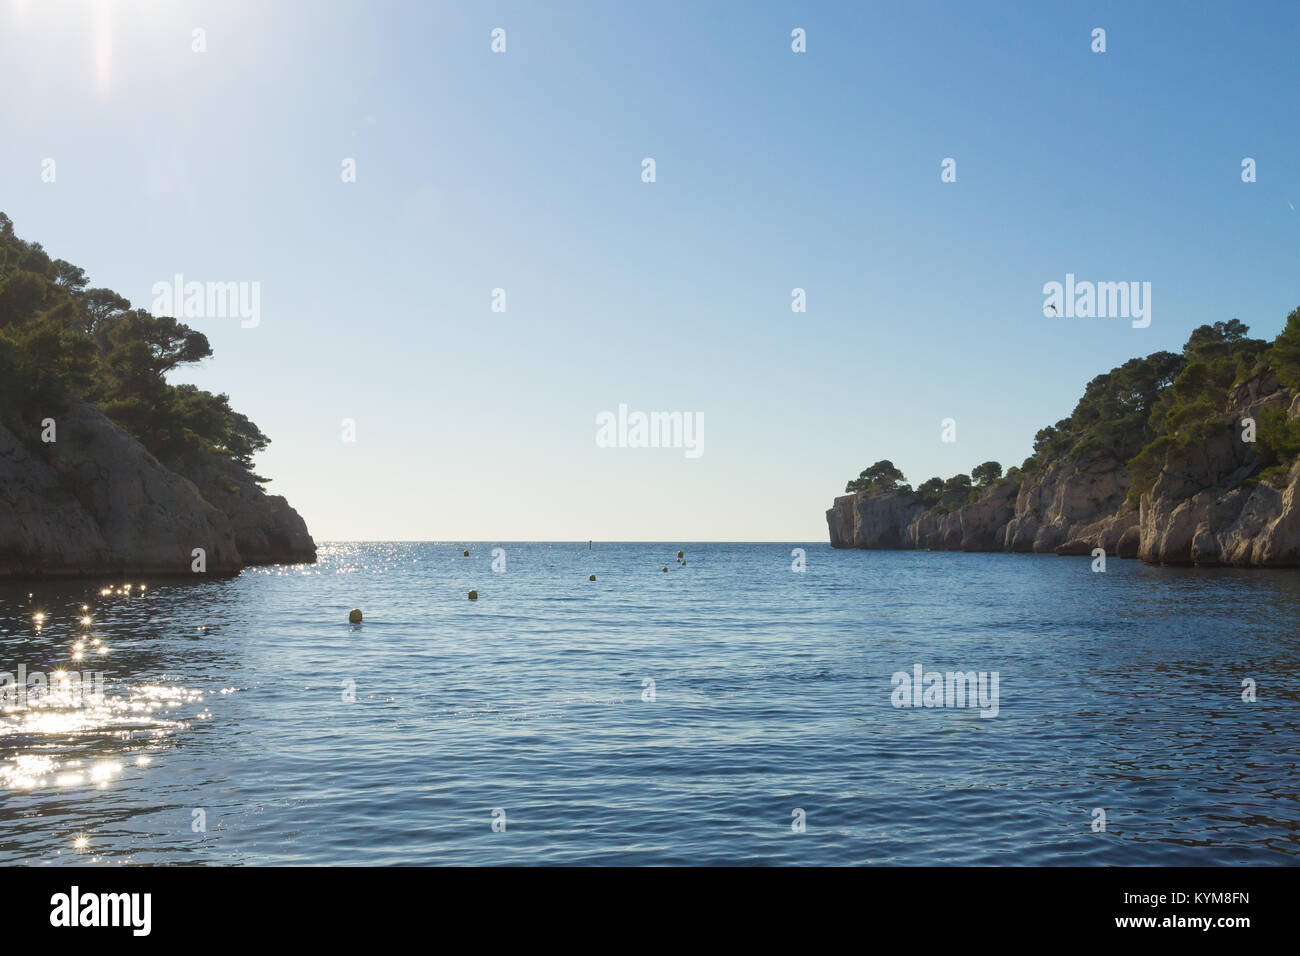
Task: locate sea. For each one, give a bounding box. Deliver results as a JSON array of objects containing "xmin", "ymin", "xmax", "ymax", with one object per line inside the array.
[{"xmin": 1, "ymin": 542, "xmax": 1297, "ymax": 865}]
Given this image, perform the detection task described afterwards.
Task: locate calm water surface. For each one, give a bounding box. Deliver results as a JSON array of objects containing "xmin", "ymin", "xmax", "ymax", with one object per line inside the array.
[{"xmin": 2, "ymin": 542, "xmax": 1297, "ymax": 865}]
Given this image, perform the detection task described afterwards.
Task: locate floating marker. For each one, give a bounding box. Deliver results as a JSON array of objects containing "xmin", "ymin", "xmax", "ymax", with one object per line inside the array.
[
  {"xmin": 348, "ymin": 608, "xmax": 363, "ymax": 624},
  {"xmin": 468, "ymin": 590, "xmax": 478, "ymax": 600},
  {"xmin": 463, "ymin": 550, "xmax": 470, "ymax": 557},
  {"xmin": 662, "ymin": 567, "xmax": 668, "ymax": 573},
  {"xmin": 677, "ymin": 550, "xmax": 684, "ymax": 559},
  {"xmin": 589, "ymin": 574, "xmax": 596, "ymax": 581}
]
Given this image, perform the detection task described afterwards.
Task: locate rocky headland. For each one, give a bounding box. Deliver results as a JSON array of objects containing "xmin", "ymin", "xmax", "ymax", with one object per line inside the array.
[
  {"xmin": 828, "ymin": 313, "xmax": 1300, "ymax": 567},
  {"xmin": 0, "ymin": 213, "xmax": 314, "ymax": 577}
]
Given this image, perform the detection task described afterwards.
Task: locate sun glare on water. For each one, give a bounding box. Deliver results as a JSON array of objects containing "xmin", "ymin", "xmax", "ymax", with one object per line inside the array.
[{"xmin": 0, "ymin": 679, "xmax": 202, "ymax": 792}]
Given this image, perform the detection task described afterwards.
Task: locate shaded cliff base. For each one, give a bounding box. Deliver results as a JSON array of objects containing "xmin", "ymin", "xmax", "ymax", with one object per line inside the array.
[{"xmin": 0, "ymin": 401, "xmax": 315, "ymax": 578}]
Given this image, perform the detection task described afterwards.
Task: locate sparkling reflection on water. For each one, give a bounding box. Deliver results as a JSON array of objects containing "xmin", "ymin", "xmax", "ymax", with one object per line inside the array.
[{"xmin": 1, "ymin": 543, "xmax": 1298, "ymax": 865}]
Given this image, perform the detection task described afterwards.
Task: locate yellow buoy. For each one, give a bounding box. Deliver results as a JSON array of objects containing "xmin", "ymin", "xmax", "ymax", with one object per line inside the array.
[
  {"xmin": 348, "ymin": 608, "xmax": 362, "ymax": 624},
  {"xmin": 589, "ymin": 574, "xmax": 596, "ymax": 581},
  {"xmin": 662, "ymin": 567, "xmax": 668, "ymax": 573},
  {"xmin": 677, "ymin": 550, "xmax": 684, "ymax": 559},
  {"xmin": 463, "ymin": 550, "xmax": 470, "ymax": 557},
  {"xmin": 468, "ymin": 590, "xmax": 478, "ymax": 600}
]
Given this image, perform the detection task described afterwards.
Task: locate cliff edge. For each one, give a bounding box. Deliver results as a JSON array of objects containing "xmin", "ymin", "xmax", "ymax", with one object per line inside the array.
[
  {"xmin": 828, "ymin": 313, "xmax": 1300, "ymax": 567},
  {"xmin": 0, "ymin": 211, "xmax": 315, "ymax": 577},
  {"xmin": 0, "ymin": 401, "xmax": 314, "ymax": 576}
]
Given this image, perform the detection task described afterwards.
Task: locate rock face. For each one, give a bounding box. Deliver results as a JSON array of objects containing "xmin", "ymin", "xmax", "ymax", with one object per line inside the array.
[
  {"xmin": 0, "ymin": 401, "xmax": 315, "ymax": 577},
  {"xmin": 828, "ymin": 376, "xmax": 1300, "ymax": 567},
  {"xmin": 183, "ymin": 455, "xmax": 316, "ymax": 565},
  {"xmin": 1135, "ymin": 375, "xmax": 1300, "ymax": 566},
  {"xmin": 827, "ymin": 490, "xmax": 924, "ymax": 548},
  {"xmin": 828, "ymin": 457, "xmax": 1130, "ymax": 556}
]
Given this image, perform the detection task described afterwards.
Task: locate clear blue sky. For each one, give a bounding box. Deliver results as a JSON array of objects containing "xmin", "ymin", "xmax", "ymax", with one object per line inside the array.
[{"xmin": 3, "ymin": 1, "xmax": 1297, "ymax": 540}]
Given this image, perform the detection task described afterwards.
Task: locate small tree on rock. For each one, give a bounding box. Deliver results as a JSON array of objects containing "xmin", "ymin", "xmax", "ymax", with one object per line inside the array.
[{"xmin": 971, "ymin": 461, "xmax": 1003, "ymax": 487}]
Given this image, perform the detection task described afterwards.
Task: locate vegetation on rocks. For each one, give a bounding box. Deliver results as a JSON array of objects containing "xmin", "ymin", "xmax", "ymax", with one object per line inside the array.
[
  {"xmin": 0, "ymin": 211, "xmax": 269, "ymax": 478},
  {"xmin": 0, "ymin": 213, "xmax": 314, "ymax": 575},
  {"xmin": 844, "ymin": 309, "xmax": 1300, "ymax": 514}
]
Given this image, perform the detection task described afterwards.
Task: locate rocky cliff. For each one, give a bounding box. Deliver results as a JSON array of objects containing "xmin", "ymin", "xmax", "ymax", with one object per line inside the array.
[
  {"xmin": 829, "ymin": 369, "xmax": 1300, "ymax": 567},
  {"xmin": 0, "ymin": 212, "xmax": 315, "ymax": 578},
  {"xmin": 0, "ymin": 400, "xmax": 315, "ymax": 577}
]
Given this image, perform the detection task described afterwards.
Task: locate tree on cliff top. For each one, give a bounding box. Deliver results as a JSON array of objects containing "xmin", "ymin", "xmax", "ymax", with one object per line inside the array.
[
  {"xmin": 916, "ymin": 476, "xmax": 944, "ymax": 506},
  {"xmin": 845, "ymin": 459, "xmax": 909, "ymax": 494},
  {"xmin": 0, "ymin": 211, "xmax": 271, "ymax": 480},
  {"xmin": 971, "ymin": 461, "xmax": 1002, "ymax": 487},
  {"xmin": 1267, "ymin": 306, "xmax": 1300, "ymax": 391},
  {"xmin": 941, "ymin": 473, "xmax": 971, "ymax": 498}
]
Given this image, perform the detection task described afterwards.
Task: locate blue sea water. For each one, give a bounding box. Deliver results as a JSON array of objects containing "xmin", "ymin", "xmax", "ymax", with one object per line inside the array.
[{"xmin": 1, "ymin": 542, "xmax": 1297, "ymax": 866}]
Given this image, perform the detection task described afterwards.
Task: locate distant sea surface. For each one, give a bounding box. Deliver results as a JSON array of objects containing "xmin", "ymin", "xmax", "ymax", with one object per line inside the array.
[{"xmin": 2, "ymin": 542, "xmax": 1297, "ymax": 865}]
